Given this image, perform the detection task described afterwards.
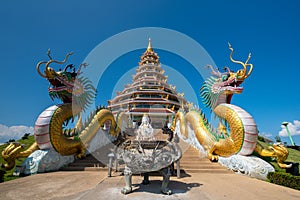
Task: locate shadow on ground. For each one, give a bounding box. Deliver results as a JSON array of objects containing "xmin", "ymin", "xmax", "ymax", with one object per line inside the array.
[{"xmin": 131, "ymin": 180, "xmax": 202, "ymax": 195}]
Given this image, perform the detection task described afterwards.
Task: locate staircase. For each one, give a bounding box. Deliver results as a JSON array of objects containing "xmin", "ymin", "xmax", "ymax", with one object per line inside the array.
[
  {"xmin": 60, "ymin": 143, "xmax": 114, "ymax": 171},
  {"xmin": 177, "ymin": 146, "xmax": 232, "ymax": 174},
  {"xmin": 61, "ymin": 143, "xmax": 231, "ymax": 174},
  {"xmin": 60, "ymin": 154, "xmax": 108, "ymax": 171}
]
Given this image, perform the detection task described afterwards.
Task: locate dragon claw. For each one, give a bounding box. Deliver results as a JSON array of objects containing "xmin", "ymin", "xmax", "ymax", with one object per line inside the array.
[
  {"xmin": 75, "ymin": 147, "xmax": 86, "ymax": 159},
  {"xmin": 1, "ymin": 143, "xmax": 24, "ymax": 170},
  {"xmin": 207, "ymin": 153, "xmax": 219, "ymax": 162},
  {"xmin": 75, "ymin": 154, "xmax": 84, "ymax": 159},
  {"xmin": 9, "ymin": 145, "xmax": 22, "ymax": 156}
]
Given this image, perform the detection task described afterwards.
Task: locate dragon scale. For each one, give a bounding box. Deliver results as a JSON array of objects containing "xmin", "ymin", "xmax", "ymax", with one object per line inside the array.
[
  {"xmin": 42, "ymin": 104, "xmax": 85, "ymax": 156},
  {"xmin": 173, "ymin": 103, "xmax": 258, "ymax": 159},
  {"xmin": 35, "ymin": 103, "xmax": 120, "ymax": 157},
  {"xmin": 212, "ymin": 103, "xmax": 258, "ymax": 156}
]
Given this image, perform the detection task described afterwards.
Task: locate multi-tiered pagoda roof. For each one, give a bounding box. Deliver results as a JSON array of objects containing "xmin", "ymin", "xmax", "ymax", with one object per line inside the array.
[{"xmin": 108, "ymin": 39, "xmax": 187, "ymax": 128}]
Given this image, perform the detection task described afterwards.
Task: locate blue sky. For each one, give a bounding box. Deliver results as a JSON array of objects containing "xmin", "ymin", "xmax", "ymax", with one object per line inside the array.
[{"xmin": 0, "ymin": 0, "xmax": 300, "ymax": 145}]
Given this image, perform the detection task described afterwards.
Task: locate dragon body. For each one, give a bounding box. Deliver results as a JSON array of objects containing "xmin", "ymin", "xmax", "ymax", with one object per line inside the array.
[
  {"xmin": 1, "ymin": 51, "xmax": 121, "ymax": 170},
  {"xmin": 172, "ymin": 44, "xmax": 289, "ymax": 167},
  {"xmin": 34, "ymin": 103, "xmax": 119, "ymax": 157},
  {"xmin": 174, "ymin": 104, "xmax": 257, "ymax": 159}
]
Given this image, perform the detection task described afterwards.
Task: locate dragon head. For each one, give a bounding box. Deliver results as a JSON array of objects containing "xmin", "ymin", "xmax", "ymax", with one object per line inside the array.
[
  {"xmin": 269, "ymin": 143, "xmax": 291, "ymax": 169},
  {"xmin": 201, "ymin": 43, "xmax": 253, "ymax": 109},
  {"xmin": 36, "ymin": 50, "xmax": 95, "ymax": 110}
]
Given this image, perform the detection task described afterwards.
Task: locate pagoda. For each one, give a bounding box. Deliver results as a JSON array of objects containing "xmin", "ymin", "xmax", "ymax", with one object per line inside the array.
[{"xmin": 108, "ymin": 39, "xmax": 187, "ymax": 128}]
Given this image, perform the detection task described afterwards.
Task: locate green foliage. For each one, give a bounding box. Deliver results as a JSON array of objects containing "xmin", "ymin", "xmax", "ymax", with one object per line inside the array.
[
  {"xmin": 275, "ymin": 136, "xmax": 282, "ymax": 143},
  {"xmin": 0, "ymin": 135, "xmax": 35, "ymax": 182},
  {"xmin": 257, "ymin": 135, "xmax": 265, "ymax": 142},
  {"xmin": 0, "ymin": 169, "xmax": 5, "ymax": 183},
  {"xmin": 267, "ymin": 172, "xmax": 300, "ymax": 190},
  {"xmin": 21, "ymin": 133, "xmax": 31, "ymax": 140},
  {"xmin": 286, "ymin": 147, "xmax": 300, "ymax": 163}
]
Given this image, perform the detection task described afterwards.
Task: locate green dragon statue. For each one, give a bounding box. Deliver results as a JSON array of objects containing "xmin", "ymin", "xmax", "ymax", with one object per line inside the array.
[
  {"xmin": 1, "ymin": 50, "xmax": 122, "ymax": 170},
  {"xmin": 171, "ymin": 43, "xmax": 290, "ymax": 168}
]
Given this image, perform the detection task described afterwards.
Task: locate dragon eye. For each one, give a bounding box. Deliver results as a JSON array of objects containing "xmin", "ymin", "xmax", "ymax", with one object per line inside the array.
[
  {"xmin": 236, "ymin": 70, "xmax": 244, "ymax": 78},
  {"xmin": 222, "ymin": 75, "xmax": 228, "ymax": 81}
]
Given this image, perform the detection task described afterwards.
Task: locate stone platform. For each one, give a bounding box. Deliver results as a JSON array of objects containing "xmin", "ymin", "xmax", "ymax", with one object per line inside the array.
[
  {"xmin": 0, "ymin": 146, "xmax": 300, "ymax": 200},
  {"xmin": 1, "ymin": 170, "xmax": 300, "ymax": 200}
]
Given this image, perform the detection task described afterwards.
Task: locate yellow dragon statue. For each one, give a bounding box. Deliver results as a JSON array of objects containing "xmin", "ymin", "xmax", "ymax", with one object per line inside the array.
[
  {"xmin": 1, "ymin": 50, "xmax": 123, "ymax": 170},
  {"xmin": 171, "ymin": 43, "xmax": 290, "ymax": 168}
]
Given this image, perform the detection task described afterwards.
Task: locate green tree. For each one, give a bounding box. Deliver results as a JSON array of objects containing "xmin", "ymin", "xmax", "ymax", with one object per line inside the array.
[{"xmin": 275, "ymin": 136, "xmax": 282, "ymax": 143}]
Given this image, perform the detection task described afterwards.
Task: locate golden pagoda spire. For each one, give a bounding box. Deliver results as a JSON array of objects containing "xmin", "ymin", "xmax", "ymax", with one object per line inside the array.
[{"xmin": 146, "ymin": 38, "xmax": 153, "ymax": 52}]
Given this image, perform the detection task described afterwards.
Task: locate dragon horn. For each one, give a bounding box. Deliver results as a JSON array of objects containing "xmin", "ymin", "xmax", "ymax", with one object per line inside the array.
[
  {"xmin": 77, "ymin": 63, "xmax": 88, "ymax": 74},
  {"xmin": 228, "ymin": 42, "xmax": 233, "ymax": 51},
  {"xmin": 223, "ymin": 66, "xmax": 231, "ymax": 74},
  {"xmin": 228, "ymin": 43, "xmax": 248, "ymax": 78},
  {"xmin": 63, "ymin": 64, "xmax": 74, "ymax": 72},
  {"xmin": 47, "ymin": 48, "xmax": 52, "ymax": 60},
  {"xmin": 244, "ymin": 63, "xmax": 253, "ymax": 78},
  {"xmin": 36, "ymin": 61, "xmax": 48, "ymax": 78},
  {"xmin": 244, "ymin": 53, "xmax": 253, "ymax": 78},
  {"xmin": 45, "ymin": 51, "xmax": 73, "ymax": 72},
  {"xmin": 206, "ymin": 65, "xmax": 221, "ymax": 77}
]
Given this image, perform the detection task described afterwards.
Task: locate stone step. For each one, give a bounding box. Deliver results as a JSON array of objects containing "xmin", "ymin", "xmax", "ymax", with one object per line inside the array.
[
  {"xmin": 181, "ymin": 159, "xmax": 204, "ymax": 163},
  {"xmin": 71, "ymin": 159, "xmax": 100, "ymax": 164},
  {"xmin": 68, "ymin": 162, "xmax": 106, "ymax": 168},
  {"xmin": 182, "ymin": 168, "xmax": 232, "ymax": 174},
  {"xmin": 180, "ymin": 159, "xmax": 211, "ymax": 162},
  {"xmin": 60, "ymin": 143, "xmax": 114, "ymax": 171},
  {"xmin": 178, "ymin": 146, "xmax": 231, "ymax": 174},
  {"xmin": 179, "ymin": 164, "xmax": 227, "ymax": 169},
  {"xmin": 180, "ymin": 162, "xmax": 213, "ymax": 165},
  {"xmin": 176, "ymin": 162, "xmax": 228, "ymax": 170},
  {"xmin": 60, "ymin": 166, "xmax": 108, "ymax": 171},
  {"xmin": 61, "ymin": 144, "xmax": 231, "ymax": 174}
]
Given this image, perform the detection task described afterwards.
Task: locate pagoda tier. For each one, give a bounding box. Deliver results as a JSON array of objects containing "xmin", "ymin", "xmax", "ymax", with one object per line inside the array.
[{"xmin": 108, "ymin": 39, "xmax": 187, "ymax": 128}]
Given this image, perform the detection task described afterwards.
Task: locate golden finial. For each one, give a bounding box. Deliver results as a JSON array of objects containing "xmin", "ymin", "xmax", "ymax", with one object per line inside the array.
[{"xmin": 146, "ymin": 38, "xmax": 153, "ymax": 52}]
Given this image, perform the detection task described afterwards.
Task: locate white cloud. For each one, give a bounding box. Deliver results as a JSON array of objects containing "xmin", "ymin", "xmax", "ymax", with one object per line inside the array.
[
  {"xmin": 279, "ymin": 120, "xmax": 300, "ymax": 137},
  {"xmin": 0, "ymin": 124, "xmax": 34, "ymax": 143},
  {"xmin": 259, "ymin": 132, "xmax": 273, "ymax": 139}
]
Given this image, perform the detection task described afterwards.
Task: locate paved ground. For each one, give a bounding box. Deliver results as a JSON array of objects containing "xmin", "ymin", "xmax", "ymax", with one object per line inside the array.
[{"xmin": 1, "ymin": 170, "xmax": 299, "ymax": 200}]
